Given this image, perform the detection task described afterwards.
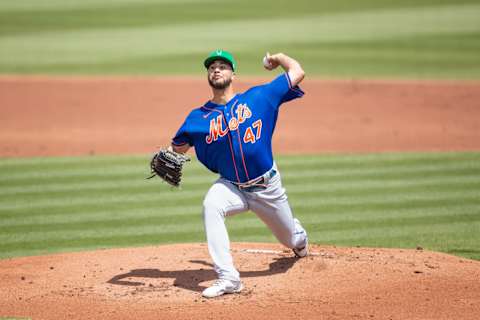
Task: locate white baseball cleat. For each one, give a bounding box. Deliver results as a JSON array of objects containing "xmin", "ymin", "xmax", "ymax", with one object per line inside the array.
[
  {"xmin": 293, "ymin": 240, "xmax": 308, "ymax": 258},
  {"xmin": 202, "ymin": 279, "xmax": 244, "ymax": 298},
  {"xmin": 293, "ymin": 218, "xmax": 309, "ymax": 258}
]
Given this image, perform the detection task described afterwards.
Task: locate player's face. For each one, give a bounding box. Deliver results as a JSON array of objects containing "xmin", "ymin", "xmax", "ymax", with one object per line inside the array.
[{"xmin": 207, "ymin": 60, "xmax": 234, "ymax": 90}]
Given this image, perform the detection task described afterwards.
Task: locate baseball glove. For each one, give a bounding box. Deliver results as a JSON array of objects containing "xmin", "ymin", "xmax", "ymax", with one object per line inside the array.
[{"xmin": 147, "ymin": 147, "xmax": 190, "ymax": 187}]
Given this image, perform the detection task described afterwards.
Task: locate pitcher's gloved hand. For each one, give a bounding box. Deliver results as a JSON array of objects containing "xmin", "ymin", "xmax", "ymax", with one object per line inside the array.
[{"xmin": 147, "ymin": 147, "xmax": 190, "ymax": 187}]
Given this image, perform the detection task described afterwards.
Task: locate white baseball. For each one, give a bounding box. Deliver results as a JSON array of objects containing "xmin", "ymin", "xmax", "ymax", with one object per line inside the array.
[{"xmin": 263, "ymin": 55, "xmax": 272, "ymax": 69}]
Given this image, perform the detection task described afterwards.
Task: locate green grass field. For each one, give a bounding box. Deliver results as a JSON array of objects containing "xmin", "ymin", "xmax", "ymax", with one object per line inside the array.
[
  {"xmin": 1, "ymin": 0, "xmax": 480, "ymax": 78},
  {"xmin": 1, "ymin": 152, "xmax": 479, "ymax": 260}
]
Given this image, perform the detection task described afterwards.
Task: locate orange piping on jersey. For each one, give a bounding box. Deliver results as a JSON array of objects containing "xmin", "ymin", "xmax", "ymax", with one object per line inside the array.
[
  {"xmin": 202, "ymin": 106, "xmax": 240, "ymax": 183},
  {"xmin": 231, "ymin": 102, "xmax": 250, "ymax": 181}
]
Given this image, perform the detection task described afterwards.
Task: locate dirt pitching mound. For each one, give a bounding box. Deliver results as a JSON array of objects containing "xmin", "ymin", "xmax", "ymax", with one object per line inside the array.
[{"xmin": 1, "ymin": 243, "xmax": 479, "ymax": 320}]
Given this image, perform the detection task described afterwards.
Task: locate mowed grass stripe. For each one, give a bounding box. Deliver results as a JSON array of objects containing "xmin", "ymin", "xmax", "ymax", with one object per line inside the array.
[
  {"xmin": 307, "ymin": 220, "xmax": 480, "ymax": 243},
  {"xmin": 0, "ymin": 154, "xmax": 147, "ymax": 168},
  {"xmin": 1, "ymin": 1, "xmax": 479, "ymax": 78},
  {"xmin": 1, "ymin": 151, "xmax": 477, "ymax": 169},
  {"xmin": 0, "ymin": 217, "xmax": 203, "ymax": 244},
  {"xmin": 1, "ymin": 154, "xmax": 478, "ymax": 190},
  {"xmin": 0, "ymin": 0, "xmax": 211, "ymax": 12},
  {"xmin": 1, "ymin": 150, "xmax": 477, "ymax": 166},
  {"xmin": 1, "ymin": 177, "xmax": 480, "ymax": 212},
  {"xmin": 0, "ymin": 205, "xmax": 202, "ymax": 227},
  {"xmin": 2, "ymin": 195, "xmax": 478, "ymax": 228},
  {"xmin": 0, "ymin": 171, "xmax": 479, "ymax": 216},
  {"xmin": 2, "ymin": 183, "xmax": 479, "ymax": 213},
  {"xmin": 1, "ymin": 189, "xmax": 478, "ymax": 221},
  {"xmin": 1, "ymin": 224, "xmax": 478, "ymax": 260},
  {"xmin": 1, "ymin": 160, "xmax": 479, "ymax": 191},
  {"xmin": 236, "ymin": 221, "xmax": 480, "ymax": 260},
  {"xmin": 1, "ymin": 210, "xmax": 477, "ymax": 247},
  {"xmin": 1, "ymin": 4, "xmax": 479, "ymax": 67},
  {"xmin": 0, "ymin": 197, "xmax": 480, "ymax": 230},
  {"xmin": 1, "ymin": 0, "xmax": 462, "ymax": 33},
  {"xmin": 0, "ymin": 196, "xmax": 205, "ymax": 219},
  {"xmin": 1, "ymin": 165, "xmax": 477, "ymax": 194},
  {"xmin": 1, "ymin": 151, "xmax": 478, "ymax": 177},
  {"xmin": 226, "ymin": 220, "xmax": 480, "ymax": 245},
  {"xmin": 331, "ymin": 228, "xmax": 480, "ymax": 247},
  {"xmin": 1, "ymin": 201, "xmax": 478, "ymax": 237},
  {"xmin": 1, "ymin": 152, "xmax": 479, "ymax": 260},
  {"xmin": 292, "ymin": 196, "xmax": 480, "ymax": 215},
  {"xmin": 1, "ymin": 194, "xmax": 479, "ymax": 227},
  {"xmin": 0, "ymin": 230, "xmax": 207, "ymax": 259},
  {"xmin": 2, "ymin": 172, "xmax": 479, "ymax": 196},
  {"xmin": 0, "ymin": 153, "xmax": 480, "ymax": 186}
]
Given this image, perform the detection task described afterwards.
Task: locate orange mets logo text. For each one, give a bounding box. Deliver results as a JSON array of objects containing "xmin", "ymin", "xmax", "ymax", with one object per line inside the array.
[
  {"xmin": 205, "ymin": 115, "xmax": 228, "ymax": 144},
  {"xmin": 205, "ymin": 104, "xmax": 262, "ymax": 144}
]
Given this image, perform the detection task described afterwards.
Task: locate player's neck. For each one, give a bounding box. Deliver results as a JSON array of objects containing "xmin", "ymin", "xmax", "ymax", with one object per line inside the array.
[{"xmin": 211, "ymin": 86, "xmax": 235, "ymax": 105}]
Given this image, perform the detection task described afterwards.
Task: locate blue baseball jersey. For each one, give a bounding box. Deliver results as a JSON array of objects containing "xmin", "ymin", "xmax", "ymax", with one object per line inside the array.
[{"xmin": 172, "ymin": 73, "xmax": 304, "ymax": 183}]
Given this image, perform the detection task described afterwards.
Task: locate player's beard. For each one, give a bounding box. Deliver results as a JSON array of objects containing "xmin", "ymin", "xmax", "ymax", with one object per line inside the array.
[{"xmin": 208, "ymin": 75, "xmax": 232, "ymax": 90}]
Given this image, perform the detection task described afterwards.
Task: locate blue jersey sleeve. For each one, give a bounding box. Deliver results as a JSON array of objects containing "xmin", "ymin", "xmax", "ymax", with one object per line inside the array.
[
  {"xmin": 263, "ymin": 73, "xmax": 305, "ymax": 109},
  {"xmin": 172, "ymin": 118, "xmax": 193, "ymax": 146}
]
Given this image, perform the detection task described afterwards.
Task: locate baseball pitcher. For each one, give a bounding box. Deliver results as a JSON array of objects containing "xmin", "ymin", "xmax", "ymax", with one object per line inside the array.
[{"xmin": 152, "ymin": 50, "xmax": 308, "ymax": 298}]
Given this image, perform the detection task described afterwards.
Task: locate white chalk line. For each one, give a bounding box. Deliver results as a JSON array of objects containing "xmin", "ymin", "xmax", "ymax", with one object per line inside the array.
[{"xmin": 242, "ymin": 249, "xmax": 322, "ymax": 256}]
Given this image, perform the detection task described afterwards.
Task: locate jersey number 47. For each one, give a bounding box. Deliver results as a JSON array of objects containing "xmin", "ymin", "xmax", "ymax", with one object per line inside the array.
[{"xmin": 243, "ymin": 120, "xmax": 262, "ymax": 144}]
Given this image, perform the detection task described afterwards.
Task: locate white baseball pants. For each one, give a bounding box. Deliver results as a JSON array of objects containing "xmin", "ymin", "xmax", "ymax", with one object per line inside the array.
[{"xmin": 202, "ymin": 165, "xmax": 308, "ymax": 281}]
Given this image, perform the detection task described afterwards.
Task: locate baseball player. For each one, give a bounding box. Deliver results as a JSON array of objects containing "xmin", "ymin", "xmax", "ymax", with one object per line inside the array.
[{"xmin": 171, "ymin": 50, "xmax": 308, "ymax": 298}]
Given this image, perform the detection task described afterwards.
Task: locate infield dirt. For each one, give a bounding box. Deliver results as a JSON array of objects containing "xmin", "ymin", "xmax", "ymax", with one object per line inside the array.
[
  {"xmin": 1, "ymin": 76, "xmax": 480, "ymax": 157},
  {"xmin": 1, "ymin": 243, "xmax": 480, "ymax": 320},
  {"xmin": 0, "ymin": 76, "xmax": 479, "ymax": 319}
]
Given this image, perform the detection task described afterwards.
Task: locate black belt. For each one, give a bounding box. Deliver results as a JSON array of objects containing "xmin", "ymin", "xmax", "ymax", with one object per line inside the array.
[{"xmin": 233, "ymin": 168, "xmax": 277, "ymax": 193}]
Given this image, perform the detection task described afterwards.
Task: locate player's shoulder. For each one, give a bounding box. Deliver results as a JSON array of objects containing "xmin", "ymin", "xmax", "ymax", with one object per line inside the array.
[
  {"xmin": 175, "ymin": 107, "xmax": 202, "ymax": 125},
  {"xmin": 182, "ymin": 105, "xmax": 214, "ymax": 122},
  {"xmin": 244, "ymin": 73, "xmax": 287, "ymax": 94},
  {"xmin": 243, "ymin": 81, "xmax": 270, "ymax": 96},
  {"xmin": 186, "ymin": 106, "xmax": 206, "ymax": 117}
]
